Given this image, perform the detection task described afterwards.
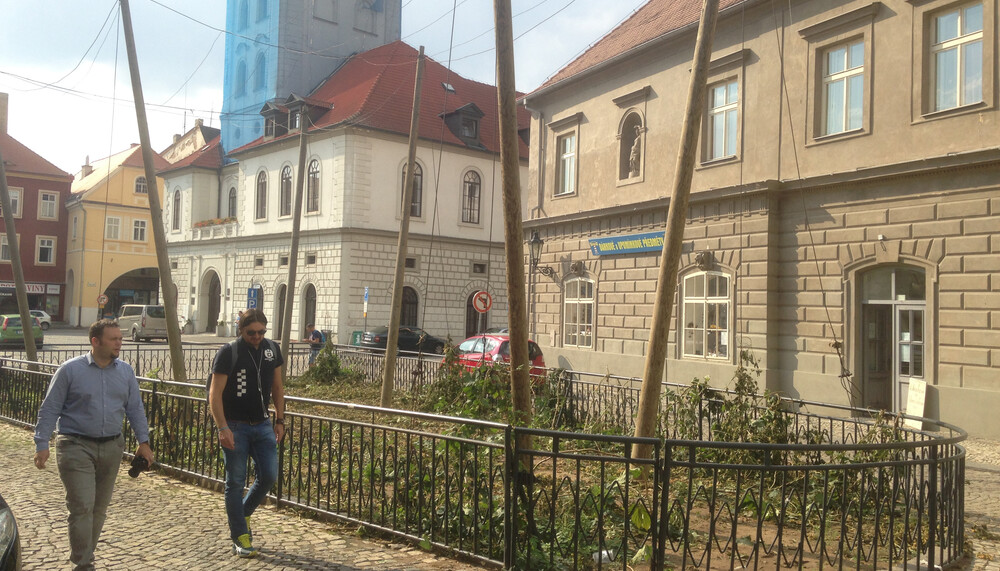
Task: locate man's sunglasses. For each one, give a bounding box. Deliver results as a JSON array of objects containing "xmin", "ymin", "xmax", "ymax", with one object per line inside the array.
[{"xmin": 245, "ymin": 328, "xmax": 267, "ymax": 337}]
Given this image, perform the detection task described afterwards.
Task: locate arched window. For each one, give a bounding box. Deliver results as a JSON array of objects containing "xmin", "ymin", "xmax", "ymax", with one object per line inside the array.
[
  {"xmin": 401, "ymin": 162, "xmax": 422, "ymax": 217},
  {"xmin": 235, "ymin": 60, "xmax": 247, "ymax": 97},
  {"xmin": 401, "ymin": 286, "xmax": 418, "ymax": 327},
  {"xmin": 134, "ymin": 176, "xmax": 147, "ymax": 194},
  {"xmin": 255, "ymin": 171, "xmax": 267, "ymax": 220},
  {"xmin": 227, "ymin": 187, "xmax": 237, "ymax": 218},
  {"xmin": 253, "ymin": 53, "xmax": 266, "ymax": 92},
  {"xmin": 303, "ymin": 283, "xmax": 317, "ymax": 332},
  {"xmin": 171, "ymin": 188, "xmax": 181, "ymax": 231},
  {"xmin": 461, "ymin": 171, "xmax": 481, "ymax": 224},
  {"xmin": 619, "ymin": 112, "xmax": 643, "ymax": 180},
  {"xmin": 275, "ymin": 284, "xmax": 287, "ymax": 339},
  {"xmin": 681, "ymin": 271, "xmax": 730, "ymax": 359},
  {"xmin": 238, "ymin": 0, "xmax": 249, "ymax": 29},
  {"xmin": 279, "ymin": 166, "xmax": 293, "ymax": 217},
  {"xmin": 256, "ymin": 0, "xmax": 268, "ymax": 21},
  {"xmin": 306, "ymin": 160, "xmax": 320, "ymax": 213},
  {"xmin": 564, "ymin": 277, "xmax": 594, "ymax": 347},
  {"xmin": 465, "ymin": 291, "xmax": 487, "ymax": 338}
]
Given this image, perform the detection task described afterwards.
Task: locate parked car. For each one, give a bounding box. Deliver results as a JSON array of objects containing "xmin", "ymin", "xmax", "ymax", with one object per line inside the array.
[
  {"xmin": 360, "ymin": 326, "xmax": 447, "ymax": 354},
  {"xmin": 454, "ymin": 333, "xmax": 546, "ymax": 378},
  {"xmin": 0, "ymin": 315, "xmax": 44, "ymax": 348},
  {"xmin": 117, "ymin": 304, "xmax": 168, "ymax": 342},
  {"xmin": 0, "ymin": 491, "xmax": 21, "ymax": 571},
  {"xmin": 29, "ymin": 309, "xmax": 52, "ymax": 331}
]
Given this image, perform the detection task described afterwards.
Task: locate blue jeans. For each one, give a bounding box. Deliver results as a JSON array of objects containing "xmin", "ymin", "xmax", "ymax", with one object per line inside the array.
[{"xmin": 221, "ymin": 420, "xmax": 278, "ymax": 541}]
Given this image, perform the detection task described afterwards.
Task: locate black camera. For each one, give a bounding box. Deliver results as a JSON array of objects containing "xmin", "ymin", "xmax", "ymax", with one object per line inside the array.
[{"xmin": 128, "ymin": 456, "xmax": 149, "ymax": 478}]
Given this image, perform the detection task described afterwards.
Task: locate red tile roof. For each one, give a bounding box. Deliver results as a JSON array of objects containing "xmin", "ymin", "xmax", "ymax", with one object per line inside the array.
[
  {"xmin": 73, "ymin": 145, "xmax": 170, "ymax": 194},
  {"xmin": 231, "ymin": 41, "xmax": 529, "ymax": 158},
  {"xmin": 0, "ymin": 132, "xmax": 71, "ymax": 179},
  {"xmin": 531, "ymin": 0, "xmax": 745, "ymax": 96},
  {"xmin": 159, "ymin": 135, "xmax": 223, "ymax": 173}
]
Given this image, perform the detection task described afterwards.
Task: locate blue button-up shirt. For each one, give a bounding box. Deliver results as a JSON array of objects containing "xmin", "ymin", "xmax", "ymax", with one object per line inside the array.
[{"xmin": 34, "ymin": 352, "xmax": 150, "ymax": 452}]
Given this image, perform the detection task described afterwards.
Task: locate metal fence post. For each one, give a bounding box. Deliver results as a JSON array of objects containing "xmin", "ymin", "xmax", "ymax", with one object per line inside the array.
[
  {"xmin": 928, "ymin": 443, "xmax": 938, "ymax": 569},
  {"xmin": 504, "ymin": 425, "xmax": 515, "ymax": 570}
]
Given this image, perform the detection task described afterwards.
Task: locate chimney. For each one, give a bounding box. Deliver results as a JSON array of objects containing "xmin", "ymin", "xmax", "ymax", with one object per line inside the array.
[
  {"xmin": 80, "ymin": 155, "xmax": 93, "ymax": 179},
  {"xmin": 173, "ymin": 134, "xmax": 182, "ymax": 144},
  {"xmin": 195, "ymin": 118, "xmax": 203, "ymax": 128},
  {"xmin": 0, "ymin": 92, "xmax": 8, "ymax": 135}
]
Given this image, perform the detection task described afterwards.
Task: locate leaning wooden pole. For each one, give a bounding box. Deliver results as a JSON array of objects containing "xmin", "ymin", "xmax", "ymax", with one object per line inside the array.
[
  {"xmin": 493, "ymin": 0, "xmax": 533, "ymax": 443},
  {"xmin": 120, "ymin": 0, "xmax": 187, "ymax": 384},
  {"xmin": 0, "ymin": 148, "xmax": 39, "ymax": 364},
  {"xmin": 279, "ymin": 124, "xmax": 308, "ymax": 376},
  {"xmin": 632, "ymin": 0, "xmax": 719, "ymax": 459},
  {"xmin": 380, "ymin": 47, "xmax": 425, "ymax": 407}
]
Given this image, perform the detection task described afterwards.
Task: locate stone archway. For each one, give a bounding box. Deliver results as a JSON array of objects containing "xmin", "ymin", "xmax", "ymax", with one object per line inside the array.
[{"xmin": 199, "ymin": 270, "xmax": 223, "ymax": 332}]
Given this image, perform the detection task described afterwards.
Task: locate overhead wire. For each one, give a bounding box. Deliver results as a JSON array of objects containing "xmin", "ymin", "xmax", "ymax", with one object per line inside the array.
[{"xmin": 19, "ymin": 1, "xmax": 120, "ymax": 92}]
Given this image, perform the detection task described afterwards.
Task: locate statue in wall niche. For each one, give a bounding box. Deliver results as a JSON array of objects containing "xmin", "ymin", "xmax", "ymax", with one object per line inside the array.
[{"xmin": 629, "ymin": 124, "xmax": 642, "ymax": 177}]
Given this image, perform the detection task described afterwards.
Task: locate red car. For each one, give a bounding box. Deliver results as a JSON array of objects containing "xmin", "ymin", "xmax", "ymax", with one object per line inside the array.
[{"xmin": 454, "ymin": 333, "xmax": 547, "ymax": 378}]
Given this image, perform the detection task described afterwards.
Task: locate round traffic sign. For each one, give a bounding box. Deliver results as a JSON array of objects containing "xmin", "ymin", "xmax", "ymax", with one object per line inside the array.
[
  {"xmin": 97, "ymin": 294, "xmax": 109, "ymax": 305},
  {"xmin": 472, "ymin": 290, "xmax": 492, "ymax": 313}
]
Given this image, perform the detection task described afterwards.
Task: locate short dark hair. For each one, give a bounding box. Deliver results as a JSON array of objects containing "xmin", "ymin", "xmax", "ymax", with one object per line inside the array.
[
  {"xmin": 89, "ymin": 319, "xmax": 120, "ymax": 341},
  {"xmin": 306, "ymin": 323, "xmax": 315, "ymax": 329},
  {"xmin": 238, "ymin": 308, "xmax": 267, "ymax": 331}
]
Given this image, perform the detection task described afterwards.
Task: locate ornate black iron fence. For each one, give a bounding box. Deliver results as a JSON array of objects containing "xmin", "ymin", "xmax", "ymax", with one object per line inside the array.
[{"xmin": 0, "ymin": 358, "xmax": 966, "ymax": 569}]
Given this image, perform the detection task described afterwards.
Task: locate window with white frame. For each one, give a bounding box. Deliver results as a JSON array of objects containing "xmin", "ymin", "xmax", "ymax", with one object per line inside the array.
[
  {"xmin": 133, "ymin": 220, "xmax": 147, "ymax": 242},
  {"xmin": 105, "ymin": 217, "xmax": 121, "ymax": 240},
  {"xmin": 401, "ymin": 162, "xmax": 422, "ymax": 217},
  {"xmin": 228, "ymin": 187, "xmax": 237, "ymax": 217},
  {"xmin": 306, "ymin": 160, "xmax": 320, "ymax": 213},
  {"xmin": 461, "ymin": 171, "xmax": 481, "ymax": 224},
  {"xmin": 706, "ymin": 80, "xmax": 739, "ymax": 160},
  {"xmin": 555, "ymin": 132, "xmax": 576, "ymax": 196},
  {"xmin": 0, "ymin": 235, "xmax": 12, "ymax": 262},
  {"xmin": 255, "ymin": 171, "xmax": 267, "ymax": 220},
  {"xmin": 135, "ymin": 176, "xmax": 148, "ymax": 194},
  {"xmin": 823, "ymin": 40, "xmax": 865, "ymax": 135},
  {"xmin": 38, "ymin": 191, "xmax": 59, "ymax": 220},
  {"xmin": 1, "ymin": 188, "xmax": 22, "ymax": 218},
  {"xmin": 682, "ymin": 271, "xmax": 730, "ymax": 359},
  {"xmin": 931, "ymin": 3, "xmax": 983, "ymax": 111},
  {"xmin": 171, "ymin": 189, "xmax": 181, "ymax": 230},
  {"xmin": 564, "ymin": 277, "xmax": 594, "ymax": 348},
  {"xmin": 279, "ymin": 165, "xmax": 293, "ymax": 217},
  {"xmin": 36, "ymin": 236, "xmax": 55, "ymax": 265}
]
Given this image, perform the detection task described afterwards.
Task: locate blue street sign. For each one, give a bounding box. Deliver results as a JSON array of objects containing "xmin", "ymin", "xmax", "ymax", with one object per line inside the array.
[
  {"xmin": 247, "ymin": 287, "xmax": 259, "ymax": 309},
  {"xmin": 364, "ymin": 286, "xmax": 369, "ymax": 302}
]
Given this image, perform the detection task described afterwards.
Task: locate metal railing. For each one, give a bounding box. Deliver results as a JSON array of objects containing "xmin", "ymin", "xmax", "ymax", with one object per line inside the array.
[{"xmin": 0, "ymin": 357, "xmax": 966, "ymax": 569}]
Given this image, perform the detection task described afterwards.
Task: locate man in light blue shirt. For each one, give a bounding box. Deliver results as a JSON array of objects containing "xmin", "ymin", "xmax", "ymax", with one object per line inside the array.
[{"xmin": 33, "ymin": 319, "xmax": 155, "ymax": 571}]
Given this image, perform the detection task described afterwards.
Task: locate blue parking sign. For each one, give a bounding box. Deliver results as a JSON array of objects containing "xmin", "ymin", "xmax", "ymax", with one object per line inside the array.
[{"xmin": 247, "ymin": 287, "xmax": 259, "ymax": 309}]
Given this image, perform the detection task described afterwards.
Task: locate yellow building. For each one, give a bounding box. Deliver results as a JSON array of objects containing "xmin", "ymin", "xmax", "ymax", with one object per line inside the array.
[{"xmin": 65, "ymin": 145, "xmax": 168, "ymax": 326}]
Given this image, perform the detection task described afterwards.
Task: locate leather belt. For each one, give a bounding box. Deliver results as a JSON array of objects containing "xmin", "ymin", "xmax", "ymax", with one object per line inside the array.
[{"xmin": 61, "ymin": 432, "xmax": 121, "ymax": 443}]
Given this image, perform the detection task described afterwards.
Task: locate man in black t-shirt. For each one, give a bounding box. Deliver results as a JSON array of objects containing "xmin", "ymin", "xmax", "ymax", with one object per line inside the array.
[{"xmin": 208, "ymin": 308, "xmax": 285, "ymax": 558}]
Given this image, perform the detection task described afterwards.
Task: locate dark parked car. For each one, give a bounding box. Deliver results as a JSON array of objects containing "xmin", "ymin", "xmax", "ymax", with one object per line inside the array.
[
  {"xmin": 0, "ymin": 491, "xmax": 21, "ymax": 571},
  {"xmin": 454, "ymin": 333, "xmax": 547, "ymax": 378},
  {"xmin": 360, "ymin": 326, "xmax": 447, "ymax": 354}
]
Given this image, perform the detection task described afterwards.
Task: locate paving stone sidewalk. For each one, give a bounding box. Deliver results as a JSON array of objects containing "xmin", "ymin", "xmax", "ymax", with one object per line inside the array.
[{"xmin": 0, "ymin": 422, "xmax": 486, "ymax": 571}]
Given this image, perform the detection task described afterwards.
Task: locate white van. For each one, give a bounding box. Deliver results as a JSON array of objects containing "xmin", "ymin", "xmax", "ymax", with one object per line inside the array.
[{"xmin": 117, "ymin": 304, "xmax": 168, "ymax": 342}]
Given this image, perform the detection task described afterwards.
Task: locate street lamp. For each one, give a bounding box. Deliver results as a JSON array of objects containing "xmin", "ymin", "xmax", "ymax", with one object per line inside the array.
[{"xmin": 529, "ymin": 231, "xmax": 554, "ymax": 277}]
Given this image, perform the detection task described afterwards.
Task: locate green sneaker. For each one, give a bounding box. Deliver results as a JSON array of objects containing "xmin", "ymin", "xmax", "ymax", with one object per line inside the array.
[
  {"xmin": 232, "ymin": 533, "xmax": 258, "ymax": 558},
  {"xmin": 245, "ymin": 516, "xmax": 252, "ymax": 540}
]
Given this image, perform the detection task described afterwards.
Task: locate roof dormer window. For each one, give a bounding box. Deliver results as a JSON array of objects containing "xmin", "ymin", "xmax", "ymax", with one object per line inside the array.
[
  {"xmin": 264, "ymin": 118, "xmax": 276, "ymax": 138},
  {"xmin": 461, "ymin": 117, "xmax": 478, "ymax": 139},
  {"xmin": 442, "ymin": 82, "xmax": 456, "ymax": 93},
  {"xmin": 290, "ymin": 111, "xmax": 300, "ymax": 130}
]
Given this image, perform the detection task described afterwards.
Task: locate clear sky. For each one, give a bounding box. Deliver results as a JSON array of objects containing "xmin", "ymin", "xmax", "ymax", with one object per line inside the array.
[{"xmin": 0, "ymin": 0, "xmax": 647, "ymax": 175}]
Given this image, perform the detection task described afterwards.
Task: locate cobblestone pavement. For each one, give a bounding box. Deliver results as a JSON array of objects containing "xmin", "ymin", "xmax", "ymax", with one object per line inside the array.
[
  {"xmin": 0, "ymin": 423, "xmax": 485, "ymax": 571},
  {"xmin": 4, "ymin": 418, "xmax": 1000, "ymax": 570}
]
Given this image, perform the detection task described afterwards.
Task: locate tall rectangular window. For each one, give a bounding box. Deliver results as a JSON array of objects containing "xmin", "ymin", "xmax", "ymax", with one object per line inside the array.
[
  {"xmin": 823, "ymin": 41, "xmax": 865, "ymax": 135},
  {"xmin": 133, "ymin": 220, "xmax": 147, "ymax": 242},
  {"xmin": 2, "ymin": 188, "xmax": 22, "ymax": 217},
  {"xmin": 932, "ymin": 3, "xmax": 983, "ymax": 111},
  {"xmin": 564, "ymin": 278, "xmax": 594, "ymax": 348},
  {"xmin": 105, "ymin": 217, "xmax": 121, "ymax": 240},
  {"xmin": 555, "ymin": 133, "xmax": 576, "ymax": 196},
  {"xmin": 682, "ymin": 272, "xmax": 730, "ymax": 359},
  {"xmin": 36, "ymin": 237, "xmax": 55, "ymax": 265},
  {"xmin": 39, "ymin": 191, "xmax": 59, "ymax": 220},
  {"xmin": 707, "ymin": 80, "xmax": 739, "ymax": 160},
  {"xmin": 0, "ymin": 236, "xmax": 10, "ymax": 262},
  {"xmin": 306, "ymin": 160, "xmax": 320, "ymax": 213}
]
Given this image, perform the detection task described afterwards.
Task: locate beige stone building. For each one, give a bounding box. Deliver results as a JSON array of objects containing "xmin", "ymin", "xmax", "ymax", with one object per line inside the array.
[{"xmin": 520, "ymin": 0, "xmax": 1000, "ymax": 436}]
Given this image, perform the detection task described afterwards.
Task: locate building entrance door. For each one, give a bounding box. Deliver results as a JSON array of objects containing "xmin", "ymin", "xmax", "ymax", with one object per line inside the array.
[{"xmin": 858, "ymin": 266, "xmax": 926, "ymax": 413}]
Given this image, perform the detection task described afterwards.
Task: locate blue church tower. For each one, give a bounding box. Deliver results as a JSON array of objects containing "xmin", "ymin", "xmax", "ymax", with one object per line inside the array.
[{"xmin": 221, "ymin": 0, "xmax": 402, "ymax": 154}]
